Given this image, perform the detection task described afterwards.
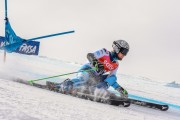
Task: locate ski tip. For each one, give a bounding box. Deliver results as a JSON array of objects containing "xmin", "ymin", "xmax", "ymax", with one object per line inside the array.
[{"xmin": 161, "ymin": 105, "xmax": 169, "ymax": 111}]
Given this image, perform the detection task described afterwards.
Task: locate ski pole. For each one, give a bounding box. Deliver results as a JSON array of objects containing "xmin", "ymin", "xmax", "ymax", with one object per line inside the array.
[{"xmin": 28, "ymin": 68, "xmax": 96, "ymax": 84}]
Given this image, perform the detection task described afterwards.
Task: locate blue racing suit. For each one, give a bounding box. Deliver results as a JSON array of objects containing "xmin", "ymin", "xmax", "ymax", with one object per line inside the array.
[{"xmin": 71, "ymin": 48, "xmax": 121, "ymax": 90}]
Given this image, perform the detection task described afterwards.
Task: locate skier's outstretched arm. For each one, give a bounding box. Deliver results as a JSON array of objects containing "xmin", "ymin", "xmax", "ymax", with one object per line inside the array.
[{"xmin": 106, "ymin": 68, "xmax": 128, "ymax": 98}]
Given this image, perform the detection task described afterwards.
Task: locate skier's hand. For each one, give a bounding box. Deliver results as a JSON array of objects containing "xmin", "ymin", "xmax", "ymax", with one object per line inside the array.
[
  {"xmin": 92, "ymin": 59, "xmax": 104, "ymax": 74},
  {"xmin": 87, "ymin": 53, "xmax": 104, "ymax": 74},
  {"xmin": 116, "ymin": 87, "xmax": 128, "ymax": 98}
]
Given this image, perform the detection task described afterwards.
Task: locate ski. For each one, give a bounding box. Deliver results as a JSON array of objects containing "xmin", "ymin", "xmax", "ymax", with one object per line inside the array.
[
  {"xmin": 46, "ymin": 81, "xmax": 131, "ymax": 107},
  {"xmin": 14, "ymin": 79, "xmax": 169, "ymax": 111},
  {"xmin": 128, "ymin": 98, "xmax": 169, "ymax": 111},
  {"xmin": 74, "ymin": 91, "xmax": 131, "ymax": 107}
]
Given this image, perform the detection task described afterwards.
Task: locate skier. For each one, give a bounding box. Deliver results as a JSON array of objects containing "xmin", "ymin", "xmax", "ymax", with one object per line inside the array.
[{"xmin": 57, "ymin": 40, "xmax": 129, "ymax": 98}]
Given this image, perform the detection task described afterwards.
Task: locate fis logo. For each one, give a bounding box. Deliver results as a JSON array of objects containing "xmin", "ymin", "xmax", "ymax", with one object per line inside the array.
[
  {"xmin": 103, "ymin": 60, "xmax": 114, "ymax": 70},
  {"xmin": 19, "ymin": 44, "xmax": 37, "ymax": 54}
]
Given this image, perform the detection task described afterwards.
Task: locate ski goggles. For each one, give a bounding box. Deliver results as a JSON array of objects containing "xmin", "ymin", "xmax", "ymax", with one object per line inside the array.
[
  {"xmin": 119, "ymin": 48, "xmax": 129, "ymax": 55},
  {"xmin": 113, "ymin": 41, "xmax": 129, "ymax": 55}
]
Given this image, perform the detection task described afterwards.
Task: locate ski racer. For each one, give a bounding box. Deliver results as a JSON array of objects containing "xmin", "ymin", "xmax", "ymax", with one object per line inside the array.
[{"xmin": 57, "ymin": 40, "xmax": 130, "ymax": 98}]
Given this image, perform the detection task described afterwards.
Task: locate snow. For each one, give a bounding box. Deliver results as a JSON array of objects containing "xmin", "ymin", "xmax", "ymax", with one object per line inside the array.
[
  {"xmin": 0, "ymin": 52, "xmax": 180, "ymax": 120},
  {"xmin": 0, "ymin": 79, "xmax": 180, "ymax": 120}
]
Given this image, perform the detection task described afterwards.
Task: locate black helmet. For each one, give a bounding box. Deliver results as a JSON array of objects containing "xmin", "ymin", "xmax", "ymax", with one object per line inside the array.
[{"xmin": 112, "ymin": 40, "xmax": 129, "ymax": 55}]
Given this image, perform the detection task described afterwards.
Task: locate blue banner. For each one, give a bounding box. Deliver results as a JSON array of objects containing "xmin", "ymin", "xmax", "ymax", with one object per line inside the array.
[
  {"xmin": 4, "ymin": 20, "xmax": 25, "ymax": 52},
  {"xmin": 0, "ymin": 36, "xmax": 40, "ymax": 55},
  {"xmin": 15, "ymin": 41, "xmax": 40, "ymax": 55}
]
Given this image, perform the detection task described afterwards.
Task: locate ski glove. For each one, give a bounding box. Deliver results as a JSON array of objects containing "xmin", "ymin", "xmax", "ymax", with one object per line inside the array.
[
  {"xmin": 92, "ymin": 59, "xmax": 104, "ymax": 74},
  {"xmin": 87, "ymin": 53, "xmax": 104, "ymax": 74},
  {"xmin": 116, "ymin": 87, "xmax": 128, "ymax": 98}
]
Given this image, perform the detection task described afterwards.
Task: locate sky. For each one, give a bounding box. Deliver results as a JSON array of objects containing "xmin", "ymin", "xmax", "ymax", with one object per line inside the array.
[{"xmin": 0, "ymin": 0, "xmax": 180, "ymax": 82}]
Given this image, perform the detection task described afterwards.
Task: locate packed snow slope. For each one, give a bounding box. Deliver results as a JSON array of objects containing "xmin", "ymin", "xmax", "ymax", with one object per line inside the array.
[{"xmin": 0, "ymin": 52, "xmax": 180, "ymax": 120}]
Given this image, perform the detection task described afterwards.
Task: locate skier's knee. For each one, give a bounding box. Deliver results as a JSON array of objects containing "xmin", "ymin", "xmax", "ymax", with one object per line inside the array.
[{"xmin": 77, "ymin": 71, "xmax": 90, "ymax": 82}]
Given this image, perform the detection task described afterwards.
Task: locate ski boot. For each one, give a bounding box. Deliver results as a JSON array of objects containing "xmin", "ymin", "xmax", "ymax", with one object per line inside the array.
[{"xmin": 58, "ymin": 79, "xmax": 74, "ymax": 94}]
